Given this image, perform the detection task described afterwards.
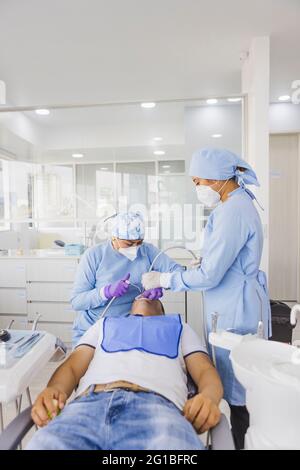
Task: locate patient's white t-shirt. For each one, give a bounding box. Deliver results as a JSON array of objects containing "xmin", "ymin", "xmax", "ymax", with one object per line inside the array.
[{"xmin": 75, "ymin": 316, "xmax": 207, "ymax": 410}]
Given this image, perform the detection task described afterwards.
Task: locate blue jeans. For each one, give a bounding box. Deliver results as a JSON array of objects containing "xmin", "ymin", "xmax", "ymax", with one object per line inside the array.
[{"xmin": 26, "ymin": 389, "xmax": 204, "ymax": 450}]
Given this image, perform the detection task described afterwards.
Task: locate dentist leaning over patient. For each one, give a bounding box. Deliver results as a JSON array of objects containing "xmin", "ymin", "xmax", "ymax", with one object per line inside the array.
[
  {"xmin": 142, "ymin": 148, "xmax": 271, "ymax": 450},
  {"xmin": 71, "ymin": 211, "xmax": 183, "ymax": 347}
]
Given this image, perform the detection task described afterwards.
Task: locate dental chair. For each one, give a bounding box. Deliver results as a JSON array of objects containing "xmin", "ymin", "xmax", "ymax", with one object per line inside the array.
[
  {"xmin": 0, "ymin": 376, "xmax": 235, "ymax": 450},
  {"xmin": 0, "ymin": 407, "xmax": 234, "ymax": 450}
]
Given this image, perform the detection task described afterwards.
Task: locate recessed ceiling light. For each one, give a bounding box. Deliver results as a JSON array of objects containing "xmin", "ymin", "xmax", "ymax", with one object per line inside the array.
[
  {"xmin": 101, "ymin": 167, "xmax": 108, "ymax": 170},
  {"xmin": 72, "ymin": 153, "xmax": 84, "ymax": 158},
  {"xmin": 154, "ymin": 150, "xmax": 165, "ymax": 156},
  {"xmin": 206, "ymin": 99, "xmax": 218, "ymax": 105},
  {"xmin": 141, "ymin": 102, "xmax": 156, "ymax": 109},
  {"xmin": 153, "ymin": 137, "xmax": 163, "ymax": 141},
  {"xmin": 162, "ymin": 165, "xmax": 171, "ymax": 169},
  {"xmin": 227, "ymin": 97, "xmax": 242, "ymax": 103},
  {"xmin": 278, "ymin": 95, "xmax": 291, "ymax": 102},
  {"xmin": 35, "ymin": 108, "xmax": 50, "ymax": 115},
  {"xmin": 211, "ymin": 134, "xmax": 223, "ymax": 138}
]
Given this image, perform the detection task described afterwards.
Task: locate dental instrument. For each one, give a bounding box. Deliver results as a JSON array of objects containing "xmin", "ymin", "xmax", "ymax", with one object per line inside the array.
[
  {"xmin": 99, "ymin": 280, "xmax": 142, "ymax": 319},
  {"xmin": 99, "ymin": 245, "xmax": 199, "ymax": 320},
  {"xmin": 148, "ymin": 245, "xmax": 198, "ymax": 272}
]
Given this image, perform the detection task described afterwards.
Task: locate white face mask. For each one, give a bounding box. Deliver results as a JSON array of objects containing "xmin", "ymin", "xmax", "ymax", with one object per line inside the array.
[
  {"xmin": 118, "ymin": 245, "xmax": 139, "ymax": 261},
  {"xmin": 196, "ymin": 180, "xmax": 229, "ymax": 207}
]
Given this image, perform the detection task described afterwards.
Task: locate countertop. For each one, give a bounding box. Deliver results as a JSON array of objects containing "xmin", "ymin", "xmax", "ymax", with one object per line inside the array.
[
  {"xmin": 0, "ymin": 249, "xmax": 80, "ymax": 260},
  {"xmin": 0, "ymin": 246, "xmax": 200, "ymax": 261}
]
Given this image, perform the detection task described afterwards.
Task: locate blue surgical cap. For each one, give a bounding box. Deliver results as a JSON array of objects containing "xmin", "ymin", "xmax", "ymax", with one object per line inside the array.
[
  {"xmin": 189, "ymin": 148, "xmax": 259, "ymax": 187},
  {"xmin": 111, "ymin": 212, "xmax": 145, "ymax": 240}
]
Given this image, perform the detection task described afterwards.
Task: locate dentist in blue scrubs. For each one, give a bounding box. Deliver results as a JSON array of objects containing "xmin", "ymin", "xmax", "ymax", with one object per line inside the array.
[
  {"xmin": 142, "ymin": 148, "xmax": 271, "ymax": 449},
  {"xmin": 71, "ymin": 211, "xmax": 183, "ymax": 347}
]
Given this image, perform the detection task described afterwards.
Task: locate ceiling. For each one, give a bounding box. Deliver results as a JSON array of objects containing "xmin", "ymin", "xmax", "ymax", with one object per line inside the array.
[{"xmin": 0, "ymin": 0, "xmax": 299, "ymax": 106}]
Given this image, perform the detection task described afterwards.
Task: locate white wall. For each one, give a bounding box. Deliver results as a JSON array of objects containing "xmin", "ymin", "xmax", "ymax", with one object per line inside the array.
[
  {"xmin": 184, "ymin": 104, "xmax": 242, "ymax": 157},
  {"xmin": 270, "ymin": 103, "xmax": 300, "ymax": 134}
]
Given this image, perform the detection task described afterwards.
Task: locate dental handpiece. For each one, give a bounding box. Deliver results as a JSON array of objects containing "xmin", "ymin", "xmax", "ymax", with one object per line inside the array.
[{"xmin": 99, "ymin": 280, "xmax": 142, "ymax": 319}]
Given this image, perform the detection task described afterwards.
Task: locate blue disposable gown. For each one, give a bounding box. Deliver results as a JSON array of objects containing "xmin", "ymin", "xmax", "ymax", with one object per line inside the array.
[
  {"xmin": 71, "ymin": 241, "xmax": 183, "ymax": 346},
  {"xmin": 168, "ymin": 187, "xmax": 271, "ymax": 405}
]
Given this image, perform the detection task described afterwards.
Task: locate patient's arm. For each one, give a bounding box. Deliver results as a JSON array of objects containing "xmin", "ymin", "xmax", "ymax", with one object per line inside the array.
[
  {"xmin": 183, "ymin": 352, "xmax": 223, "ymax": 433},
  {"xmin": 31, "ymin": 345, "xmax": 94, "ymax": 427}
]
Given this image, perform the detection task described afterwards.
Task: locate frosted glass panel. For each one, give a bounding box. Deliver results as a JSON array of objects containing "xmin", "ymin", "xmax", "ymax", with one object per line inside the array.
[
  {"xmin": 116, "ymin": 162, "xmax": 156, "ymax": 209},
  {"xmin": 76, "ymin": 164, "xmax": 115, "ymax": 220},
  {"xmin": 8, "ymin": 161, "xmax": 34, "ymax": 222},
  {"xmin": 34, "ymin": 164, "xmax": 74, "ymax": 227}
]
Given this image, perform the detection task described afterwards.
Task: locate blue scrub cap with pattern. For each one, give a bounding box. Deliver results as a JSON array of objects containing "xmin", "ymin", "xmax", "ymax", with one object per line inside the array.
[{"xmin": 111, "ymin": 211, "xmax": 145, "ymax": 240}]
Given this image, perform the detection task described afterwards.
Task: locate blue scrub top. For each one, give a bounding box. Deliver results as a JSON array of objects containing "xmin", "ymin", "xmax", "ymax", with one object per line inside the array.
[
  {"xmin": 71, "ymin": 241, "xmax": 183, "ymax": 346},
  {"xmin": 169, "ymin": 187, "xmax": 271, "ymax": 405}
]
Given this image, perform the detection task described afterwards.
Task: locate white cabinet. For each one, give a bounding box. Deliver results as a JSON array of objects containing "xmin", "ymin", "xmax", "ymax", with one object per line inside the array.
[
  {"xmin": 27, "ymin": 282, "xmax": 73, "ymax": 302},
  {"xmin": 34, "ymin": 322, "xmax": 74, "ymax": 344},
  {"xmin": 162, "ymin": 290, "xmax": 186, "ymax": 317},
  {"xmin": 27, "ymin": 260, "xmax": 78, "ymax": 282},
  {"xmin": 0, "ymin": 288, "xmax": 27, "ymax": 314},
  {"xmin": 0, "ymin": 314, "xmax": 28, "ymax": 330},
  {"xmin": 27, "ymin": 302, "xmax": 76, "ymax": 323},
  {"xmin": 0, "ymin": 256, "xmax": 79, "ymax": 346},
  {"xmin": 0, "ymin": 261, "xmax": 26, "ymax": 287}
]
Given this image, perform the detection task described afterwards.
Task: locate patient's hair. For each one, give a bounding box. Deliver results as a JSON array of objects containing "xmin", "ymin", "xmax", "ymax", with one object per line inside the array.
[{"xmin": 131, "ymin": 298, "xmax": 165, "ymax": 316}]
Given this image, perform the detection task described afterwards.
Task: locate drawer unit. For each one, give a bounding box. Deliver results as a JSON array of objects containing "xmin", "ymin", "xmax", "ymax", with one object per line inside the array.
[
  {"xmin": 162, "ymin": 301, "xmax": 185, "ymax": 316},
  {"xmin": 34, "ymin": 322, "xmax": 73, "ymax": 344},
  {"xmin": 27, "ymin": 302, "xmax": 77, "ymax": 323},
  {"xmin": 0, "ymin": 261, "xmax": 26, "ymax": 287},
  {"xmin": 162, "ymin": 290, "xmax": 185, "ymax": 303},
  {"xmin": 27, "ymin": 259, "xmax": 78, "ymax": 282},
  {"xmin": 27, "ymin": 282, "xmax": 73, "ymax": 302},
  {"xmin": 162, "ymin": 291, "xmax": 185, "ymax": 317},
  {"xmin": 0, "ymin": 288, "xmax": 27, "ymax": 314},
  {"xmin": 0, "ymin": 314, "xmax": 28, "ymax": 330}
]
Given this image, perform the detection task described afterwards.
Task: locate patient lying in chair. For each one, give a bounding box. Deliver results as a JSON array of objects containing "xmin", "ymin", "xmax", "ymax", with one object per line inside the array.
[{"xmin": 27, "ymin": 299, "xmax": 223, "ymax": 450}]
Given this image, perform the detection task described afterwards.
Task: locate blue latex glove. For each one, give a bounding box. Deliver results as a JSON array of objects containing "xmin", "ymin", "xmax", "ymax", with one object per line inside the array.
[
  {"xmin": 142, "ymin": 288, "xmax": 163, "ymax": 300},
  {"xmin": 104, "ymin": 273, "xmax": 130, "ymax": 300}
]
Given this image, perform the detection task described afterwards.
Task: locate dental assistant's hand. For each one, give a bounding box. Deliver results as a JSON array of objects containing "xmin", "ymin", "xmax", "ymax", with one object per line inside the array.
[
  {"xmin": 142, "ymin": 271, "xmax": 171, "ymax": 290},
  {"xmin": 183, "ymin": 393, "xmax": 221, "ymax": 434},
  {"xmin": 142, "ymin": 288, "xmax": 163, "ymax": 300},
  {"xmin": 31, "ymin": 386, "xmax": 67, "ymax": 427},
  {"xmin": 104, "ymin": 273, "xmax": 130, "ymax": 299}
]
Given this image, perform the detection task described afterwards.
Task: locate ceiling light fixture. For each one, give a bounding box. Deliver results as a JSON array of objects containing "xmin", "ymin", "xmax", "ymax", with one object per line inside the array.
[
  {"xmin": 35, "ymin": 108, "xmax": 50, "ymax": 115},
  {"xmin": 72, "ymin": 153, "xmax": 84, "ymax": 158},
  {"xmin": 154, "ymin": 150, "xmax": 165, "ymax": 156},
  {"xmin": 211, "ymin": 134, "xmax": 223, "ymax": 138},
  {"xmin": 206, "ymin": 99, "xmax": 218, "ymax": 105},
  {"xmin": 227, "ymin": 97, "xmax": 242, "ymax": 103},
  {"xmin": 278, "ymin": 95, "xmax": 291, "ymax": 102},
  {"xmin": 141, "ymin": 102, "xmax": 156, "ymax": 109},
  {"xmin": 153, "ymin": 137, "xmax": 163, "ymax": 141}
]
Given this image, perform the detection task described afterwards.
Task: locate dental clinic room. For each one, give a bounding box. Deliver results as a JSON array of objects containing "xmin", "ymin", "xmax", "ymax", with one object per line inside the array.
[{"xmin": 0, "ymin": 0, "xmax": 300, "ymax": 456}]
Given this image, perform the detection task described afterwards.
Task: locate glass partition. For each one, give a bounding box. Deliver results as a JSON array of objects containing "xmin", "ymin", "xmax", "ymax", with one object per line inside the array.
[{"xmin": 0, "ymin": 98, "xmax": 243, "ymax": 249}]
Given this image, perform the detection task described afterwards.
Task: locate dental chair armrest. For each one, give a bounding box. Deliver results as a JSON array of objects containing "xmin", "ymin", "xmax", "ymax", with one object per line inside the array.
[
  {"xmin": 210, "ymin": 413, "xmax": 235, "ymax": 450},
  {"xmin": 0, "ymin": 406, "xmax": 34, "ymax": 450}
]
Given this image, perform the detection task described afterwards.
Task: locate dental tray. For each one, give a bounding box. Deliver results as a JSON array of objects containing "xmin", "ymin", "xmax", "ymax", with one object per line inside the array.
[{"xmin": 0, "ymin": 331, "xmax": 44, "ymax": 368}]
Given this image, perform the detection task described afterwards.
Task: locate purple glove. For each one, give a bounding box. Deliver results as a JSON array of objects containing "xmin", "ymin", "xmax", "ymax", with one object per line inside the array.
[
  {"xmin": 104, "ymin": 273, "xmax": 130, "ymax": 300},
  {"xmin": 142, "ymin": 288, "xmax": 163, "ymax": 300}
]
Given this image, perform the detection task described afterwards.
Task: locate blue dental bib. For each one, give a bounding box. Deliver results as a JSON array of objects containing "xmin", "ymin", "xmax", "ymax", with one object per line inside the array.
[{"xmin": 101, "ymin": 314, "xmax": 183, "ymax": 359}]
